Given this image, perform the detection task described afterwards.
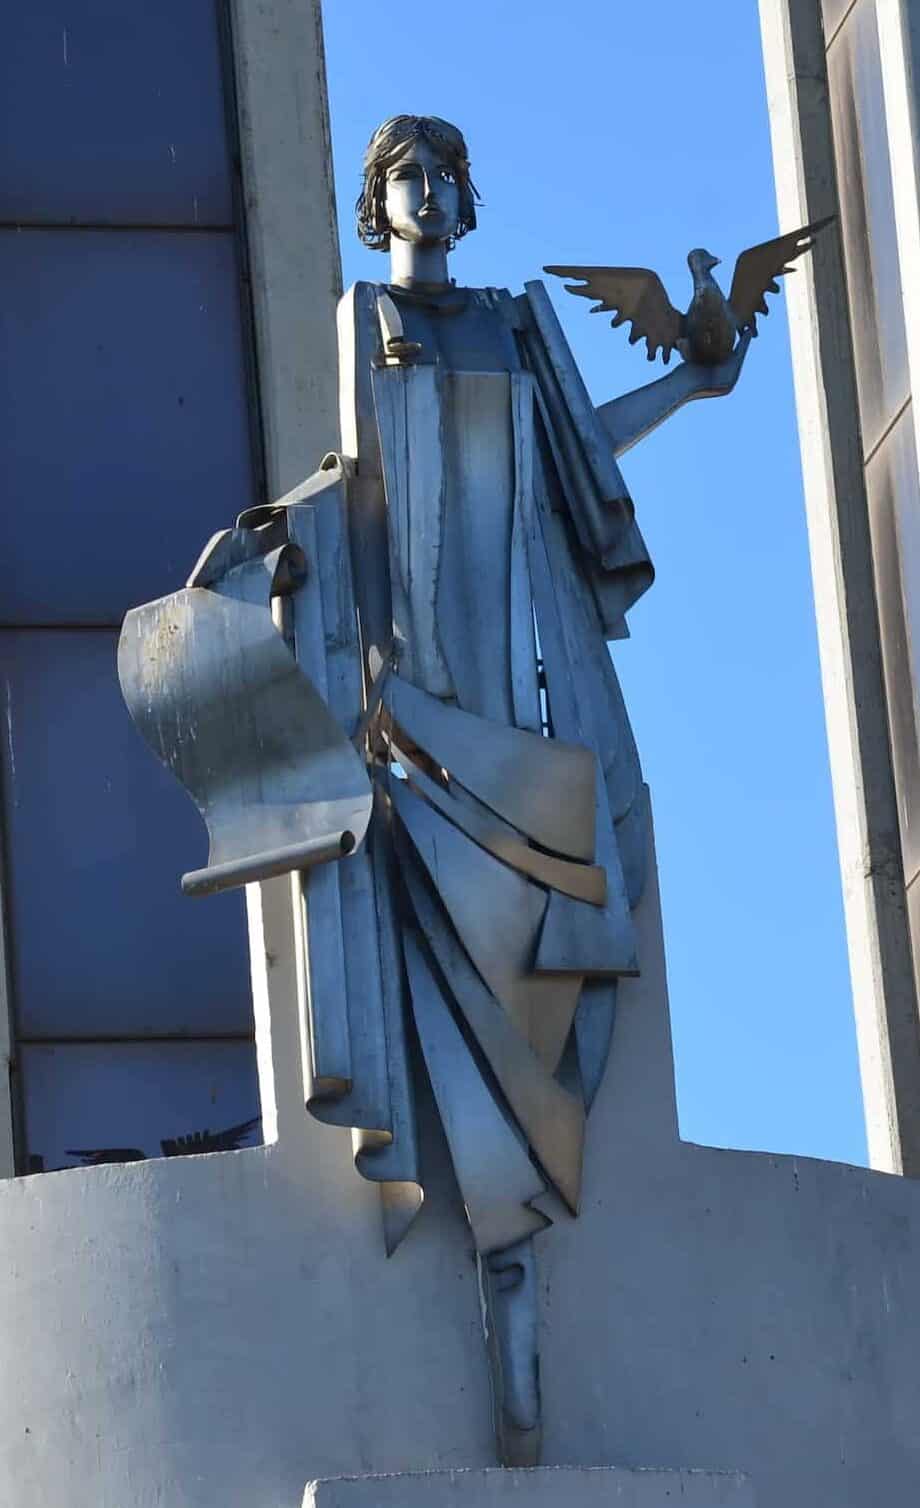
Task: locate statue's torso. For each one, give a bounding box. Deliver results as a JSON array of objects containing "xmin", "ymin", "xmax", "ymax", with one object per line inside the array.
[{"xmin": 373, "ymin": 285, "xmax": 537, "ymax": 729}]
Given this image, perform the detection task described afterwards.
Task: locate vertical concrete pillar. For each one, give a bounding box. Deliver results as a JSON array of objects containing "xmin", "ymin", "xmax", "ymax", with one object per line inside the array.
[
  {"xmin": 759, "ymin": 0, "xmax": 920, "ymax": 1173},
  {"xmin": 226, "ymin": 0, "xmax": 343, "ymax": 1140},
  {"xmin": 877, "ymin": 1, "xmax": 920, "ymax": 529},
  {"xmin": 0, "ymin": 880, "xmax": 13, "ymax": 1177}
]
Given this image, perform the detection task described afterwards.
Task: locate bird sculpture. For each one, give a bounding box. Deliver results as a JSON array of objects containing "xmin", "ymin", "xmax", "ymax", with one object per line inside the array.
[{"xmin": 545, "ymin": 217, "xmax": 833, "ymax": 366}]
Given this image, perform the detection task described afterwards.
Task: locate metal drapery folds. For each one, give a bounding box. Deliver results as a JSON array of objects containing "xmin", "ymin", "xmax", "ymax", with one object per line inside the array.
[{"xmin": 118, "ymin": 276, "xmax": 653, "ymax": 1469}]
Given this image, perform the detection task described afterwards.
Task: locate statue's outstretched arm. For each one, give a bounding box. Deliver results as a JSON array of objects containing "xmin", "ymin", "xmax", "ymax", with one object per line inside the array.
[{"xmin": 596, "ymin": 329, "xmax": 752, "ymax": 458}]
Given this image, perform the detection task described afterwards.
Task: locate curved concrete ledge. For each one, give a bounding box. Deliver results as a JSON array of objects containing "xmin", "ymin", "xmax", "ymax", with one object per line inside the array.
[{"xmin": 305, "ymin": 1466, "xmax": 756, "ymax": 1506}]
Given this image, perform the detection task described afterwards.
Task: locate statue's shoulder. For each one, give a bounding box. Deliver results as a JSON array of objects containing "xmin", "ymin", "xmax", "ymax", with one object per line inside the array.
[
  {"xmin": 336, "ymin": 283, "xmax": 382, "ymax": 373},
  {"xmin": 339, "ymin": 280, "xmax": 383, "ymax": 310}
]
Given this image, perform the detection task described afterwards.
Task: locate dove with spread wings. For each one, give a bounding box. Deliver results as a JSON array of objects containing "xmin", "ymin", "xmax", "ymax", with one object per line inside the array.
[{"xmin": 545, "ymin": 217, "xmax": 833, "ymax": 366}]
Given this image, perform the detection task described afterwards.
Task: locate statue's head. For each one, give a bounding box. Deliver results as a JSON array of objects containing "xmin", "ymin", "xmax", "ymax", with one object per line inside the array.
[{"xmin": 356, "ymin": 115, "xmax": 478, "ymax": 253}]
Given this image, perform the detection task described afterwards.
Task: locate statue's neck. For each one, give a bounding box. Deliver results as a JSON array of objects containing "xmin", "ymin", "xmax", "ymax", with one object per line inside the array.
[{"xmin": 388, "ymin": 234, "xmax": 451, "ymax": 291}]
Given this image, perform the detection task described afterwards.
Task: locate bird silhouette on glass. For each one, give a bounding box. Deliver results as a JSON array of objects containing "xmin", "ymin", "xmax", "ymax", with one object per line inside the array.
[
  {"xmin": 64, "ymin": 1116, "xmax": 261, "ymax": 1169},
  {"xmin": 160, "ymin": 1116, "xmax": 262, "ymax": 1158},
  {"xmin": 545, "ymin": 216, "xmax": 833, "ymax": 366}
]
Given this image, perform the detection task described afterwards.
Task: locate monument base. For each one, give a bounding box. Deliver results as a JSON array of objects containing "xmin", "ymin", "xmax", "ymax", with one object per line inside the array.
[{"xmin": 304, "ymin": 1466, "xmax": 755, "ymax": 1506}]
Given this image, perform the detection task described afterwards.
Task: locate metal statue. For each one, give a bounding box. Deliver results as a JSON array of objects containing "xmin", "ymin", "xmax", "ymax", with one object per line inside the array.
[
  {"xmin": 117, "ymin": 113, "xmax": 815, "ymax": 1468},
  {"xmin": 546, "ymin": 218, "xmax": 832, "ymax": 365}
]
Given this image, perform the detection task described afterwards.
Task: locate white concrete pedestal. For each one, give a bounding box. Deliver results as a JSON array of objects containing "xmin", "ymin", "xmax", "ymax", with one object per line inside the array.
[
  {"xmin": 4, "ymin": 824, "xmax": 920, "ymax": 1506},
  {"xmin": 304, "ymin": 1467, "xmax": 755, "ymax": 1507}
]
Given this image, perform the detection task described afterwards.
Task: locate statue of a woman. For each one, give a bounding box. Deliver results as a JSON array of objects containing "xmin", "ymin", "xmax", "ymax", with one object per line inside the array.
[
  {"xmin": 120, "ymin": 112, "xmax": 749, "ymax": 1469},
  {"xmin": 334, "ymin": 114, "xmax": 748, "ymax": 1463}
]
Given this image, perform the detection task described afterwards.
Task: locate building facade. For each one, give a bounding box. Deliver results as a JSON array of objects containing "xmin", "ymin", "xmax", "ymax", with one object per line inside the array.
[
  {"xmin": 760, "ymin": 0, "xmax": 920, "ymax": 1173},
  {"xmin": 2, "ymin": 8, "xmax": 920, "ymax": 1507},
  {"xmin": 0, "ymin": 0, "xmax": 341, "ymax": 1174}
]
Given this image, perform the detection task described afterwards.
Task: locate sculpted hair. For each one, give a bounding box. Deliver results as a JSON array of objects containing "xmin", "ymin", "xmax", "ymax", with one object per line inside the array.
[{"xmin": 356, "ymin": 114, "xmax": 479, "ymax": 251}]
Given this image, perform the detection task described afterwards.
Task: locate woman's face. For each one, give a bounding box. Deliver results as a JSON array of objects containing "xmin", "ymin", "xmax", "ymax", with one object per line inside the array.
[{"xmin": 384, "ymin": 136, "xmax": 460, "ymax": 246}]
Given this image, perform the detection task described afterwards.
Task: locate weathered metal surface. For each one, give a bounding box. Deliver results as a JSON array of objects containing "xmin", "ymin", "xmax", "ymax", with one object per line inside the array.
[
  {"xmin": 395, "ymin": 744, "xmax": 606, "ymax": 906},
  {"xmin": 113, "ymin": 106, "xmax": 771, "ymax": 1474},
  {"xmin": 546, "ymin": 216, "xmax": 833, "ymax": 366},
  {"xmin": 392, "ymin": 779, "xmax": 582, "ymax": 1075},
  {"xmin": 508, "ymin": 374, "xmax": 543, "ymax": 735},
  {"xmin": 401, "ymin": 847, "xmax": 585, "ymax": 1214},
  {"xmin": 479, "ymin": 1238, "xmax": 542, "ymax": 1469},
  {"xmin": 402, "ymin": 931, "xmax": 548, "ymax": 1255},
  {"xmin": 372, "ymin": 363, "xmax": 453, "ymax": 697},
  {"xmin": 286, "ymin": 487, "xmax": 420, "ymax": 1242},
  {"xmin": 383, "ymin": 674, "xmax": 596, "ymax": 863},
  {"xmin": 434, "ymin": 371, "xmax": 517, "ymax": 724},
  {"xmin": 118, "ymin": 539, "xmax": 372, "ymax": 898},
  {"xmin": 533, "ymin": 766, "xmax": 638, "ymax": 979}
]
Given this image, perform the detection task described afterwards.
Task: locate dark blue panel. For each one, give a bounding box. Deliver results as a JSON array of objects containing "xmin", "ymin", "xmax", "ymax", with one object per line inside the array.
[
  {"xmin": 2, "ymin": 629, "xmax": 254, "ymax": 1036},
  {"xmin": 20, "ymin": 1041, "xmax": 261, "ymax": 1171},
  {"xmin": 0, "ymin": 229, "xmax": 259, "ymax": 623},
  {"xmin": 0, "ymin": 2, "xmax": 233, "ymax": 225}
]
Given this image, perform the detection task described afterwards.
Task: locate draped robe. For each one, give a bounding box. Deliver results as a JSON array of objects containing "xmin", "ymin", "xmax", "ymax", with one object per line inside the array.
[{"xmin": 299, "ymin": 278, "xmax": 654, "ymax": 1255}]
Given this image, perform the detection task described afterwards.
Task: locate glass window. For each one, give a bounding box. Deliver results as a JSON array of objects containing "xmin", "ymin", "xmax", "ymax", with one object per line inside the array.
[
  {"xmin": 20, "ymin": 1041, "xmax": 261, "ymax": 1173},
  {"xmin": 0, "ymin": 229, "xmax": 258, "ymax": 624},
  {"xmin": 1, "ymin": 629, "xmax": 254, "ymax": 1038},
  {"xmin": 0, "ymin": 2, "xmax": 233, "ymax": 226}
]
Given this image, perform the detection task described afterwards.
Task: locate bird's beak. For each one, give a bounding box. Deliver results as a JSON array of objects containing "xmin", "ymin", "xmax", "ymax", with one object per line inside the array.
[{"xmin": 712, "ymin": 257, "xmax": 722, "ymax": 267}]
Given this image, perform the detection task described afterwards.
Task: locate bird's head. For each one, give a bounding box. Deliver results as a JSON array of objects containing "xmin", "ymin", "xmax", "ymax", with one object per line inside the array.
[{"xmin": 687, "ymin": 248, "xmax": 721, "ymax": 277}]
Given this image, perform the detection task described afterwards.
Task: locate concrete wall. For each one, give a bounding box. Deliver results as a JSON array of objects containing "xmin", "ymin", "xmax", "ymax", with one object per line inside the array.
[{"xmin": 1, "ymin": 827, "xmax": 919, "ymax": 1508}]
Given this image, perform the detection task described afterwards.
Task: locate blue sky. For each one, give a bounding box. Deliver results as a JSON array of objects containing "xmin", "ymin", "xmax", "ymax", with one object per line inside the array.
[{"xmin": 323, "ymin": 0, "xmax": 867, "ymax": 1166}]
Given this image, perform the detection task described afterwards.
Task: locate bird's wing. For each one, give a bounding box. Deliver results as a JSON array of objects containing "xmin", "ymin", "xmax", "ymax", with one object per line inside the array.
[
  {"xmin": 544, "ymin": 265, "xmax": 684, "ymax": 362},
  {"xmin": 729, "ymin": 216, "xmax": 834, "ymax": 332},
  {"xmin": 161, "ymin": 1116, "xmax": 261, "ymax": 1157}
]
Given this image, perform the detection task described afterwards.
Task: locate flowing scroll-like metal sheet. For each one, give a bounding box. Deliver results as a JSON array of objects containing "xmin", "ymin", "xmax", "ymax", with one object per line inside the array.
[
  {"xmin": 392, "ymin": 779, "xmax": 582, "ymax": 1074},
  {"xmin": 118, "ymin": 552, "xmax": 372, "ymax": 895},
  {"xmin": 401, "ymin": 851, "xmax": 585, "ymax": 1213},
  {"xmin": 402, "ymin": 931, "xmax": 548, "ymax": 1255},
  {"xmin": 383, "ymin": 674, "xmax": 595, "ymax": 863}
]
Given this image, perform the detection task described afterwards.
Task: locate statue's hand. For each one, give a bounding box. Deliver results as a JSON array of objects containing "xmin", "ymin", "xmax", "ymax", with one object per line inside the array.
[
  {"xmin": 599, "ymin": 327, "xmax": 753, "ymax": 457},
  {"xmin": 687, "ymin": 327, "xmax": 753, "ymax": 399}
]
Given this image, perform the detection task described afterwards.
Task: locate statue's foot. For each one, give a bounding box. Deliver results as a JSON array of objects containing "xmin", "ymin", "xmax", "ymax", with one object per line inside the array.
[{"xmin": 479, "ymin": 1237, "xmax": 542, "ymax": 1468}]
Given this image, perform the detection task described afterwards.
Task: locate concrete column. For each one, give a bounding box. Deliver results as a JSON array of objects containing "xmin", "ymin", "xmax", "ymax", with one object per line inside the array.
[
  {"xmin": 0, "ymin": 868, "xmax": 14, "ymax": 1177},
  {"xmin": 759, "ymin": 0, "xmax": 920, "ymax": 1173},
  {"xmin": 877, "ymin": 1, "xmax": 920, "ymax": 536},
  {"xmin": 226, "ymin": 0, "xmax": 343, "ymax": 1142},
  {"xmin": 227, "ymin": 0, "xmax": 342, "ymax": 499}
]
